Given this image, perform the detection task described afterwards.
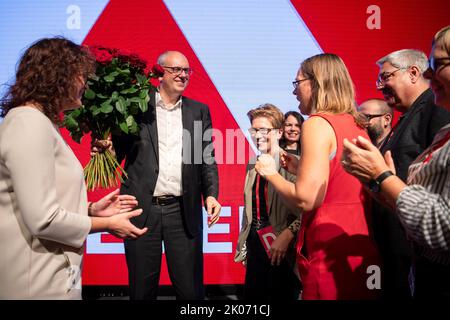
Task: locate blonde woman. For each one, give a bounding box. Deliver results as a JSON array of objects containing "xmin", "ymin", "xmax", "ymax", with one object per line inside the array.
[{"xmin": 255, "ymin": 53, "xmax": 380, "ymax": 300}]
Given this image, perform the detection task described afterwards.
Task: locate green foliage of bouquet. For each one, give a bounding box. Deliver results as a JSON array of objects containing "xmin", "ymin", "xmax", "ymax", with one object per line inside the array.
[{"xmin": 63, "ymin": 46, "xmax": 164, "ymax": 191}]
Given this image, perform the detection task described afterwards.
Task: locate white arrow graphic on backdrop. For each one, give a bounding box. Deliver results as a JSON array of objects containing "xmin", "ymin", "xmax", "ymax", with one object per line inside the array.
[{"xmin": 163, "ymin": 0, "xmax": 322, "ymax": 151}]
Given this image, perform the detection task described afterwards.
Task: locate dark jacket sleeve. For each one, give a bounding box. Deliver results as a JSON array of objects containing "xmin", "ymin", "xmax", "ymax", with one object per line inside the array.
[
  {"xmin": 200, "ymin": 105, "xmax": 219, "ymax": 199},
  {"xmin": 111, "ymin": 133, "xmax": 133, "ymax": 164}
]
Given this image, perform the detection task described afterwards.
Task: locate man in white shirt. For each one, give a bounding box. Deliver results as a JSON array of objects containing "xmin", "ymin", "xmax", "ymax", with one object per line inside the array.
[{"xmin": 101, "ymin": 51, "xmax": 221, "ymax": 300}]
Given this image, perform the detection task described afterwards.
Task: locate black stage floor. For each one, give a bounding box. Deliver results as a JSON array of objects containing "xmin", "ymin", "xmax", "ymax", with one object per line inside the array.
[{"xmin": 82, "ymin": 284, "xmax": 244, "ymax": 300}]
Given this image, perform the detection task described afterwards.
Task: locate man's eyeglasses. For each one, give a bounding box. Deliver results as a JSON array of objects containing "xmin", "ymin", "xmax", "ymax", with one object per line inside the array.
[
  {"xmin": 249, "ymin": 128, "xmax": 278, "ymax": 136},
  {"xmin": 361, "ymin": 113, "xmax": 386, "ymax": 121},
  {"xmin": 292, "ymin": 78, "xmax": 311, "ymax": 89},
  {"xmin": 376, "ymin": 68, "xmax": 405, "ymax": 87},
  {"xmin": 428, "ymin": 57, "xmax": 450, "ymax": 73},
  {"xmin": 161, "ymin": 65, "xmax": 193, "ymax": 76}
]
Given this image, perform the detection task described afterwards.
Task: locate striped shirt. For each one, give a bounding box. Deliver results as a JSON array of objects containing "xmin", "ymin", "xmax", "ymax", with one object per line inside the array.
[{"xmin": 396, "ymin": 124, "xmax": 450, "ymax": 265}]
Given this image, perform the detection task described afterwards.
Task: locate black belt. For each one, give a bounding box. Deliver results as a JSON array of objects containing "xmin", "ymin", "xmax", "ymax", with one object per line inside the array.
[{"xmin": 152, "ymin": 195, "xmax": 181, "ymax": 206}]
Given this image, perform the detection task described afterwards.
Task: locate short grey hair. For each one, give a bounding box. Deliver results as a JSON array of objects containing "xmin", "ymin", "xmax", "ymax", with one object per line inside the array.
[
  {"xmin": 157, "ymin": 51, "xmax": 188, "ymax": 65},
  {"xmin": 376, "ymin": 49, "xmax": 429, "ymax": 73},
  {"xmin": 157, "ymin": 51, "xmax": 170, "ymax": 65}
]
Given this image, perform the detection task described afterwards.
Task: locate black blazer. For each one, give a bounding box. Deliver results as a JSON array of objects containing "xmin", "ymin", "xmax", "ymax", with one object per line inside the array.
[
  {"xmin": 374, "ymin": 88, "xmax": 450, "ymax": 256},
  {"xmin": 113, "ymin": 91, "xmax": 219, "ymax": 237},
  {"xmin": 380, "ymin": 88, "xmax": 450, "ymax": 181}
]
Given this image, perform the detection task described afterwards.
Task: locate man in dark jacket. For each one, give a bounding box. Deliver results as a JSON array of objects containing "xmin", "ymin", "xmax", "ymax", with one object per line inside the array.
[
  {"xmin": 373, "ymin": 49, "xmax": 450, "ymax": 299},
  {"xmin": 94, "ymin": 51, "xmax": 221, "ymax": 300}
]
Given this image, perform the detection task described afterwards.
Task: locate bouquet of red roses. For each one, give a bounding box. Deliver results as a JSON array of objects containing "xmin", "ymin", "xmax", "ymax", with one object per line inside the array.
[{"xmin": 64, "ymin": 46, "xmax": 164, "ymax": 191}]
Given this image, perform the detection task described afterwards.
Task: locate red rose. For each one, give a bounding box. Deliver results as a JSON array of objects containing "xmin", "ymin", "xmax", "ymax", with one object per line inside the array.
[
  {"xmin": 89, "ymin": 46, "xmax": 113, "ymax": 64},
  {"xmin": 107, "ymin": 47, "xmax": 119, "ymax": 57},
  {"xmin": 116, "ymin": 49, "xmax": 131, "ymax": 58},
  {"xmin": 116, "ymin": 51, "xmax": 147, "ymax": 70},
  {"xmin": 128, "ymin": 54, "xmax": 147, "ymax": 69},
  {"xmin": 88, "ymin": 46, "xmax": 106, "ymax": 56},
  {"xmin": 151, "ymin": 64, "xmax": 165, "ymax": 77},
  {"xmin": 96, "ymin": 51, "xmax": 113, "ymax": 64},
  {"xmin": 144, "ymin": 66, "xmax": 151, "ymax": 76}
]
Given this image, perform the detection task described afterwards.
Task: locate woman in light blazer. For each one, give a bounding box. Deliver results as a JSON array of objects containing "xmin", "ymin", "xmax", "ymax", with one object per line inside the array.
[{"xmin": 0, "ymin": 37, "xmax": 147, "ymax": 299}]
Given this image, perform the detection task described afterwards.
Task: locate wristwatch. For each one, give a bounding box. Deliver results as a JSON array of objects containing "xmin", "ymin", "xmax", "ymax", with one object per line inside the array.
[{"xmin": 367, "ymin": 170, "xmax": 394, "ymax": 193}]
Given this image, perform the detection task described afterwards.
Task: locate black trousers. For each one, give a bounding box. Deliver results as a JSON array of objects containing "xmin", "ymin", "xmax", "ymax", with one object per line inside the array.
[
  {"xmin": 372, "ymin": 206, "xmax": 412, "ymax": 300},
  {"xmin": 413, "ymin": 257, "xmax": 450, "ymax": 300},
  {"xmin": 244, "ymin": 226, "xmax": 301, "ymax": 301},
  {"xmin": 124, "ymin": 200, "xmax": 204, "ymax": 300},
  {"xmin": 380, "ymin": 253, "xmax": 412, "ymax": 299}
]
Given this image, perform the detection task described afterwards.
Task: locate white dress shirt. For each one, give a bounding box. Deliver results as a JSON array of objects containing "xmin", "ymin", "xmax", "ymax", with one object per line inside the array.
[{"xmin": 154, "ymin": 91, "xmax": 183, "ymax": 197}]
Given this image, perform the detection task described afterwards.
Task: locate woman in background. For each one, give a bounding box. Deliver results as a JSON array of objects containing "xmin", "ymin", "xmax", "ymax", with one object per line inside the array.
[
  {"xmin": 0, "ymin": 37, "xmax": 147, "ymax": 299},
  {"xmin": 279, "ymin": 111, "xmax": 304, "ymax": 156}
]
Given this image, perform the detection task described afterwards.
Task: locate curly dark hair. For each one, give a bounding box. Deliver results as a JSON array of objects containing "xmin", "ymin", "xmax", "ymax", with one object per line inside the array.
[{"xmin": 0, "ymin": 37, "xmax": 96, "ymax": 123}]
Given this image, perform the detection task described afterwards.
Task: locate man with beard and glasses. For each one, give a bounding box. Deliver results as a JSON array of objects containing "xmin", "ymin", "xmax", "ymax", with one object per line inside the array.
[
  {"xmin": 372, "ymin": 49, "xmax": 450, "ymax": 300},
  {"xmin": 358, "ymin": 98, "xmax": 393, "ymax": 147}
]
